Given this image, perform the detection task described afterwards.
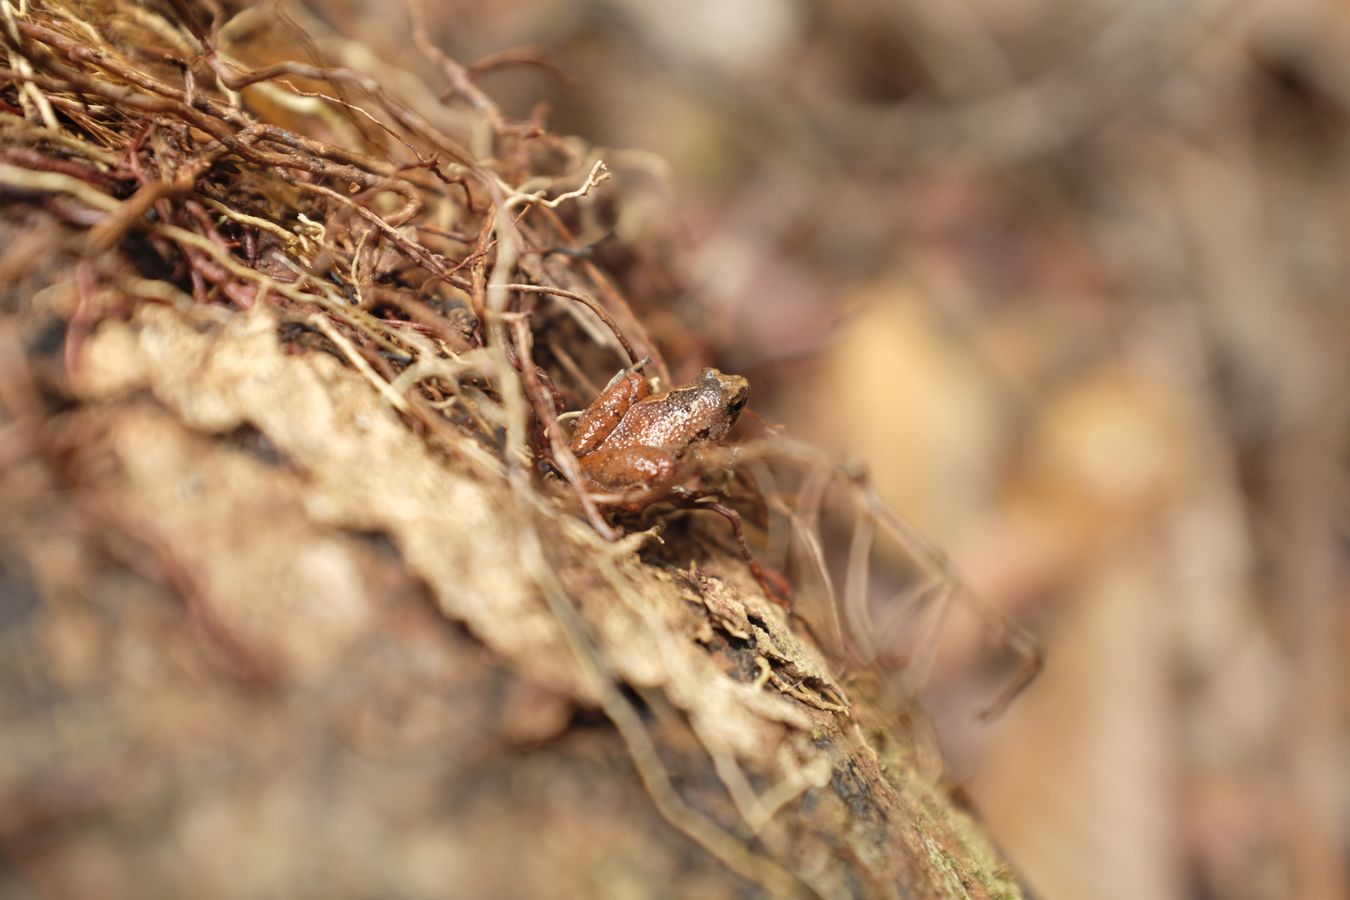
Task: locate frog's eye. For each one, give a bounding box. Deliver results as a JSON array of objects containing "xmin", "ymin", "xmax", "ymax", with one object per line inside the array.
[{"xmin": 727, "ymin": 395, "xmax": 747, "ymax": 416}]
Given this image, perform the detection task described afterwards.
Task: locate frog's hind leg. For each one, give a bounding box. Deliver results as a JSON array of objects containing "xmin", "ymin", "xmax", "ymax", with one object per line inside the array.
[
  {"xmin": 581, "ymin": 446, "xmax": 677, "ymax": 496},
  {"xmin": 568, "ymin": 371, "xmax": 652, "ymax": 457}
]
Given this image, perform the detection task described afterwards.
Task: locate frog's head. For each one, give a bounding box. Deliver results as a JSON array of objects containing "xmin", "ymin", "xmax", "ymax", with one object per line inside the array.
[{"xmin": 700, "ymin": 368, "xmax": 750, "ymax": 427}]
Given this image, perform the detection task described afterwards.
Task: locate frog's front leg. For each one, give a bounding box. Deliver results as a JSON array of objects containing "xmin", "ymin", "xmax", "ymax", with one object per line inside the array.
[
  {"xmin": 579, "ymin": 446, "xmax": 678, "ymax": 498},
  {"xmin": 568, "ymin": 370, "xmax": 650, "ymax": 457}
]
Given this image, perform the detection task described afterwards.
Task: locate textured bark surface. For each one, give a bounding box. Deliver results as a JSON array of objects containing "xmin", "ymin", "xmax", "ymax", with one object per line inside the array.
[{"xmin": 0, "ymin": 301, "xmax": 1022, "ymax": 899}]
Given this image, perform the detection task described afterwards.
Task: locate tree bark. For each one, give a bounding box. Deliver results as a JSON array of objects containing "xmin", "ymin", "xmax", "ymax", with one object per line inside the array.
[{"xmin": 0, "ymin": 302, "xmax": 1024, "ymax": 899}]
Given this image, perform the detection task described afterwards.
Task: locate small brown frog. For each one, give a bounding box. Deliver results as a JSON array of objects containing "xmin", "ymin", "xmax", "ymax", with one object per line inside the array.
[
  {"xmin": 569, "ymin": 366, "xmax": 749, "ymax": 502},
  {"xmin": 567, "ymin": 364, "xmax": 788, "ymax": 607}
]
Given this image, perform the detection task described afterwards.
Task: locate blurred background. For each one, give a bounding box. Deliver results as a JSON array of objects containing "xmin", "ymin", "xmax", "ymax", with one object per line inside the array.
[{"xmin": 303, "ymin": 1, "xmax": 1350, "ymax": 898}]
